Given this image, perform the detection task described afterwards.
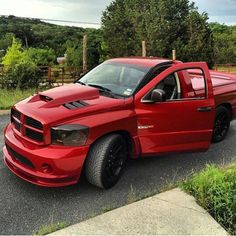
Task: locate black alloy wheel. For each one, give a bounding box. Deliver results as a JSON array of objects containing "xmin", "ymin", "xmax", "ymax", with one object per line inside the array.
[
  {"xmin": 86, "ymin": 134, "xmax": 128, "ymax": 189},
  {"xmin": 103, "ymin": 138, "xmax": 127, "ymax": 185},
  {"xmin": 212, "ymin": 106, "xmax": 231, "ymax": 143}
]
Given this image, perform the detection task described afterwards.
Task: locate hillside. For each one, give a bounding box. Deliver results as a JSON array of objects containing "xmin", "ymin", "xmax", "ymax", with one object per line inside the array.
[
  {"xmin": 0, "ymin": 15, "xmax": 102, "ymax": 68},
  {"xmin": 0, "ymin": 16, "xmax": 235, "ymax": 67}
]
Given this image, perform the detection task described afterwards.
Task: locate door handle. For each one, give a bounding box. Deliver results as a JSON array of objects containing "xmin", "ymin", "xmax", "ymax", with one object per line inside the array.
[{"xmin": 197, "ymin": 107, "xmax": 212, "ymax": 112}]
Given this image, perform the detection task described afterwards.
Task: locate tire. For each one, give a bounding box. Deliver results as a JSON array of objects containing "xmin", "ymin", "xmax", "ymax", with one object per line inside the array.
[
  {"xmin": 212, "ymin": 106, "xmax": 231, "ymax": 143},
  {"xmin": 85, "ymin": 134, "xmax": 128, "ymax": 189}
]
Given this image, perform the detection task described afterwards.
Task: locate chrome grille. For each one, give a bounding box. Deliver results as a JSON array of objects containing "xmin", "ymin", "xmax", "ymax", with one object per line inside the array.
[{"xmin": 11, "ymin": 108, "xmax": 44, "ymax": 143}]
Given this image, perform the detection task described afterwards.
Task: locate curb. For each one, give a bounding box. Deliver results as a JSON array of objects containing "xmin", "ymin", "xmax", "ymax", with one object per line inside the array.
[
  {"xmin": 0, "ymin": 110, "xmax": 10, "ymax": 116},
  {"xmin": 48, "ymin": 188, "xmax": 228, "ymax": 235}
]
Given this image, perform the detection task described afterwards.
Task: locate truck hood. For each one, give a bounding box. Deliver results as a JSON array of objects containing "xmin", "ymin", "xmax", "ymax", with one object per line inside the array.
[
  {"xmin": 15, "ymin": 84, "xmax": 127, "ymax": 125},
  {"xmin": 37, "ymin": 84, "xmax": 100, "ymax": 107}
]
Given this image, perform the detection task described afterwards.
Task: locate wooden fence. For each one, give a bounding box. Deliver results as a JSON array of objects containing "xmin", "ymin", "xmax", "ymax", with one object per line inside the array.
[
  {"xmin": 1, "ymin": 63, "xmax": 236, "ymax": 89},
  {"xmin": 0, "ymin": 66, "xmax": 82, "ymax": 89}
]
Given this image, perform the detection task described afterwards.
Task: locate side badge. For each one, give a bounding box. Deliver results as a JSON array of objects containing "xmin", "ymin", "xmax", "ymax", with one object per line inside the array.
[{"xmin": 138, "ymin": 125, "xmax": 154, "ymax": 130}]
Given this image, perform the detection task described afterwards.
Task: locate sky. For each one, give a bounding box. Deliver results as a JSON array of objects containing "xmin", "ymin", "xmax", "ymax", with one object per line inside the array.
[{"xmin": 0, "ymin": 0, "xmax": 235, "ymax": 28}]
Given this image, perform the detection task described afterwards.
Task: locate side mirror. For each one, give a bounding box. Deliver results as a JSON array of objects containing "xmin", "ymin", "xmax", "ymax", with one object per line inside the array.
[{"xmin": 151, "ymin": 89, "xmax": 166, "ymax": 103}]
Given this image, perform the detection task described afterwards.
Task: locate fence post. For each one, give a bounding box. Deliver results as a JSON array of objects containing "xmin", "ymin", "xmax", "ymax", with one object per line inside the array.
[
  {"xmin": 142, "ymin": 41, "xmax": 146, "ymax": 57},
  {"xmin": 48, "ymin": 67, "xmax": 52, "ymax": 88},
  {"xmin": 172, "ymin": 49, "xmax": 176, "ymax": 60},
  {"xmin": 61, "ymin": 67, "xmax": 65, "ymax": 85},
  {"xmin": 83, "ymin": 35, "xmax": 88, "ymax": 73}
]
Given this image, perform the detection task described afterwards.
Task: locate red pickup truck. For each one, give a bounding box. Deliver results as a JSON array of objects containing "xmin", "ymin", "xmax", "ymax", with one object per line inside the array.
[{"xmin": 3, "ymin": 58, "xmax": 236, "ymax": 189}]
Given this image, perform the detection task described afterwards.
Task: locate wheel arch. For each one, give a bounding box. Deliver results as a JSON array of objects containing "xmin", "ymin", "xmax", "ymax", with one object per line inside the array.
[
  {"xmin": 217, "ymin": 103, "xmax": 233, "ymax": 120},
  {"xmin": 89, "ymin": 130, "xmax": 135, "ymax": 159}
]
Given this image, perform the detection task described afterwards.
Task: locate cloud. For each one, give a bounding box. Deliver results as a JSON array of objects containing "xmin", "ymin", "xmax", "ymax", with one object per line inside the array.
[
  {"xmin": 36, "ymin": 0, "xmax": 111, "ymax": 21},
  {"xmin": 0, "ymin": 0, "xmax": 235, "ymax": 26},
  {"xmin": 194, "ymin": 0, "xmax": 236, "ymax": 24},
  {"xmin": 0, "ymin": 0, "xmax": 111, "ymax": 27}
]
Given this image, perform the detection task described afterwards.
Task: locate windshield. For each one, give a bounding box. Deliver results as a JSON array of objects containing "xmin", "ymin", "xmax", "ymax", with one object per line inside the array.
[{"xmin": 78, "ymin": 62, "xmax": 149, "ymax": 97}]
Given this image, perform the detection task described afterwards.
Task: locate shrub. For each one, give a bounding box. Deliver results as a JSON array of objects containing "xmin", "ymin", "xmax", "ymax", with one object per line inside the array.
[
  {"xmin": 4, "ymin": 62, "xmax": 41, "ymax": 89},
  {"xmin": 2, "ymin": 38, "xmax": 43, "ymax": 89},
  {"xmin": 182, "ymin": 165, "xmax": 236, "ymax": 234},
  {"xmin": 27, "ymin": 47, "xmax": 56, "ymax": 66}
]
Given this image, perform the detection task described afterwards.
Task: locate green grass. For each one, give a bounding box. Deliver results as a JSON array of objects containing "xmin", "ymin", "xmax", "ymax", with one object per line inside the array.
[
  {"xmin": 101, "ymin": 204, "xmax": 116, "ymax": 213},
  {"xmin": 34, "ymin": 222, "xmax": 68, "ymax": 235},
  {"xmin": 214, "ymin": 66, "xmax": 236, "ymax": 74},
  {"xmin": 127, "ymin": 184, "xmax": 139, "ymax": 204},
  {"xmin": 181, "ymin": 164, "xmax": 236, "ymax": 235},
  {"xmin": 0, "ymin": 88, "xmax": 36, "ymax": 110}
]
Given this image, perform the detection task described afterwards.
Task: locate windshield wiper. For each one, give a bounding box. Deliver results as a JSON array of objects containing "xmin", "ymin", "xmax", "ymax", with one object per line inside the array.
[
  {"xmin": 77, "ymin": 81, "xmax": 112, "ymax": 93},
  {"xmin": 77, "ymin": 81, "xmax": 86, "ymax": 86},
  {"xmin": 88, "ymin": 83, "xmax": 119, "ymax": 98},
  {"xmin": 88, "ymin": 84, "xmax": 111, "ymax": 93}
]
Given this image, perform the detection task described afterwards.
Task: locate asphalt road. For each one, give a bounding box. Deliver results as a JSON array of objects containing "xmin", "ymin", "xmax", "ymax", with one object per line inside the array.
[{"xmin": 1, "ymin": 114, "xmax": 236, "ymax": 235}]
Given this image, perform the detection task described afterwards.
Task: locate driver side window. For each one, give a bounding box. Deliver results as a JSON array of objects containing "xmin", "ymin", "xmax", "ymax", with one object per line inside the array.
[
  {"xmin": 143, "ymin": 73, "xmax": 181, "ymax": 101},
  {"xmin": 155, "ymin": 73, "xmax": 180, "ymax": 100}
]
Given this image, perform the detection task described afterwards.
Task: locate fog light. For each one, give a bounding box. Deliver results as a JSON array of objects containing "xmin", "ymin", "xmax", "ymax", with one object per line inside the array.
[{"xmin": 42, "ymin": 164, "xmax": 53, "ymax": 174}]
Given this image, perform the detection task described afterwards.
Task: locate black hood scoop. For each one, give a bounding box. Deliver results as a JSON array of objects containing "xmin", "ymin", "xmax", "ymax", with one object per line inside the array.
[
  {"xmin": 63, "ymin": 100, "xmax": 89, "ymax": 110},
  {"xmin": 39, "ymin": 94, "xmax": 53, "ymax": 102}
]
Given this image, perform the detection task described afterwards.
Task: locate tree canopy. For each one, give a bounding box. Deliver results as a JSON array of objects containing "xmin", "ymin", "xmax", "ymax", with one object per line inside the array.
[
  {"xmin": 0, "ymin": 8, "xmax": 235, "ymax": 72},
  {"xmin": 210, "ymin": 22, "xmax": 236, "ymax": 64},
  {"xmin": 102, "ymin": 0, "xmax": 215, "ymax": 67}
]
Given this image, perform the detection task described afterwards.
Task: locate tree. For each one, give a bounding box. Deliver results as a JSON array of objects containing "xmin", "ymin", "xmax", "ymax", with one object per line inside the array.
[
  {"xmin": 0, "ymin": 33, "xmax": 15, "ymax": 59},
  {"xmin": 65, "ymin": 40, "xmax": 83, "ymax": 67},
  {"xmin": 26, "ymin": 47, "xmax": 56, "ymax": 66},
  {"xmin": 2, "ymin": 38, "xmax": 41, "ymax": 89},
  {"xmin": 102, "ymin": 0, "xmax": 214, "ymax": 67},
  {"xmin": 181, "ymin": 12, "xmax": 214, "ymax": 67},
  {"xmin": 2, "ymin": 37, "xmax": 24, "ymax": 67},
  {"xmin": 87, "ymin": 29, "xmax": 104, "ymax": 68},
  {"xmin": 65, "ymin": 30, "xmax": 103, "ymax": 70},
  {"xmin": 210, "ymin": 23, "xmax": 236, "ymax": 64},
  {"xmin": 102, "ymin": 0, "xmax": 137, "ymax": 57},
  {"xmin": 0, "ymin": 15, "xmax": 103, "ymax": 67}
]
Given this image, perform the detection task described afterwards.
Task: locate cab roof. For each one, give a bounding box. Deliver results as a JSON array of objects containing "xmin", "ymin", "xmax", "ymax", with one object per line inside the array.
[{"xmin": 107, "ymin": 57, "xmax": 175, "ymax": 68}]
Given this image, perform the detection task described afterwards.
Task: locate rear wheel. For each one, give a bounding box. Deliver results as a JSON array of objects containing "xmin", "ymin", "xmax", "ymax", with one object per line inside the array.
[
  {"xmin": 212, "ymin": 106, "xmax": 231, "ymax": 143},
  {"xmin": 85, "ymin": 134, "xmax": 128, "ymax": 189}
]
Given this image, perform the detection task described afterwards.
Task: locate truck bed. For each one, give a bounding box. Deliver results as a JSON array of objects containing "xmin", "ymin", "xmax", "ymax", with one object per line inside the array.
[
  {"xmin": 210, "ymin": 70, "xmax": 236, "ymax": 88},
  {"xmin": 190, "ymin": 69, "xmax": 236, "ymax": 91},
  {"xmin": 189, "ymin": 70, "xmax": 236, "ymax": 117}
]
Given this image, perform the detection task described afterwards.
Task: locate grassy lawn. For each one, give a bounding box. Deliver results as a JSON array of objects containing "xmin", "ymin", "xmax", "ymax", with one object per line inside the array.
[
  {"xmin": 182, "ymin": 165, "xmax": 236, "ymax": 235},
  {"xmin": 214, "ymin": 66, "xmax": 236, "ymax": 74},
  {"xmin": 0, "ymin": 89, "xmax": 36, "ymax": 110}
]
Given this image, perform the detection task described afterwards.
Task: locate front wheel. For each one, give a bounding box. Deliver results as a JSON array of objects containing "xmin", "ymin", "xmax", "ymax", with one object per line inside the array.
[
  {"xmin": 85, "ymin": 134, "xmax": 128, "ymax": 189},
  {"xmin": 212, "ymin": 106, "xmax": 231, "ymax": 143}
]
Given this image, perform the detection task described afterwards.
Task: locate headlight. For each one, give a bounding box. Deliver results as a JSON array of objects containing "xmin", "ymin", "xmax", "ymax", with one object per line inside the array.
[{"xmin": 51, "ymin": 124, "xmax": 89, "ymax": 146}]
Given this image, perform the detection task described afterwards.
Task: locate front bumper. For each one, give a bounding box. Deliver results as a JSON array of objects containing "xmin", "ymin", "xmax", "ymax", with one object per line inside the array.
[{"xmin": 3, "ymin": 124, "xmax": 89, "ymax": 187}]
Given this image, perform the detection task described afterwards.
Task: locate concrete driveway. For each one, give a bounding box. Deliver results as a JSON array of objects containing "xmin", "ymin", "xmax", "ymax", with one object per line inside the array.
[{"xmin": 0, "ymin": 114, "xmax": 236, "ymax": 234}]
